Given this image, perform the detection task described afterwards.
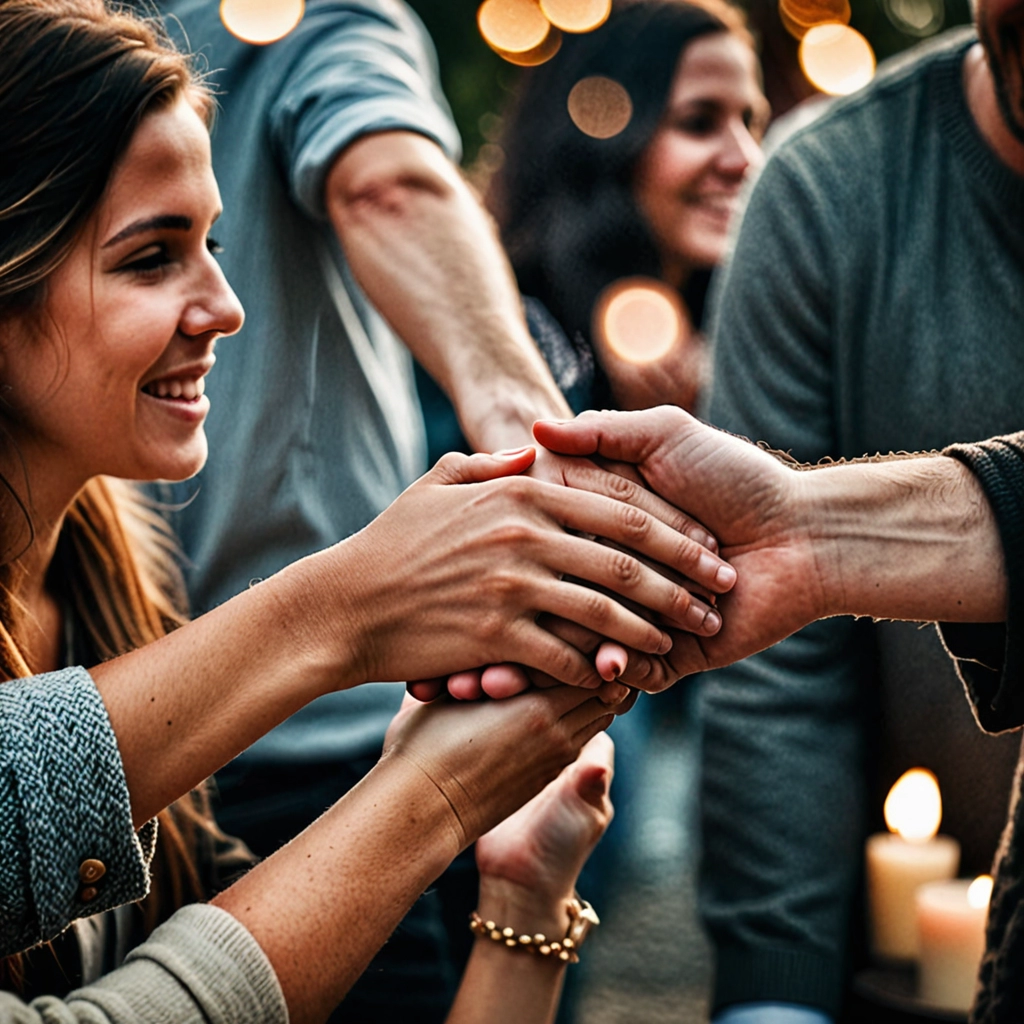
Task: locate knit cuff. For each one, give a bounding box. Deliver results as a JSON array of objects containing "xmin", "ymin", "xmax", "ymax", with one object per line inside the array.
[
  {"xmin": 943, "ymin": 436, "xmax": 1024, "ymax": 731},
  {"xmin": 712, "ymin": 944, "xmax": 845, "ymax": 1019},
  {"xmin": 70, "ymin": 904, "xmax": 288, "ymax": 1024}
]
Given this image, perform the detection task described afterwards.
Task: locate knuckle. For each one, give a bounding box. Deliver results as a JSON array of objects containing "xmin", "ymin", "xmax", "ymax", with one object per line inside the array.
[
  {"xmin": 579, "ymin": 589, "xmax": 612, "ymax": 627},
  {"xmin": 608, "ymin": 550, "xmax": 642, "ymax": 588},
  {"xmin": 490, "ymin": 519, "xmax": 536, "ymax": 549},
  {"xmin": 620, "ymin": 503, "xmax": 651, "ymax": 541},
  {"xmin": 605, "ymin": 473, "xmax": 637, "ymax": 502}
]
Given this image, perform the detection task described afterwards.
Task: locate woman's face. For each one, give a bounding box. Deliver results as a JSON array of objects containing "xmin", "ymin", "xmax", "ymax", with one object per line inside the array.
[
  {"xmin": 634, "ymin": 33, "xmax": 769, "ymax": 286},
  {"xmin": 1, "ymin": 95, "xmax": 243, "ymax": 497}
]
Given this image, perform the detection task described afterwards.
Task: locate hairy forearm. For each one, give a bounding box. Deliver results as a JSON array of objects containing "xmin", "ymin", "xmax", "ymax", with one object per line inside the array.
[
  {"xmin": 213, "ymin": 753, "xmax": 461, "ymax": 1024},
  {"xmin": 93, "ymin": 553, "xmax": 360, "ymax": 827},
  {"xmin": 327, "ymin": 132, "xmax": 570, "ymax": 452},
  {"xmin": 802, "ymin": 454, "xmax": 1007, "ymax": 623}
]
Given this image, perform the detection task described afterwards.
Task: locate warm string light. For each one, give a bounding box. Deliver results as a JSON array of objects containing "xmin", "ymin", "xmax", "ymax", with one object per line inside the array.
[
  {"xmin": 799, "ymin": 23, "xmax": 876, "ymax": 96},
  {"xmin": 567, "ymin": 76, "xmax": 633, "ymax": 138},
  {"xmin": 884, "ymin": 768, "xmax": 942, "ymax": 844},
  {"xmin": 593, "ymin": 279, "xmax": 687, "ymax": 365},
  {"xmin": 220, "ymin": 0, "xmax": 304, "ymax": 44},
  {"xmin": 778, "ymin": 0, "xmax": 850, "ymax": 39},
  {"xmin": 479, "ymin": 0, "xmax": 609, "ymax": 66}
]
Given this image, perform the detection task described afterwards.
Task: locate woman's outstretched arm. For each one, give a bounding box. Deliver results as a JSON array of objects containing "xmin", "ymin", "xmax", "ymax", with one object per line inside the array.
[{"xmin": 93, "ymin": 446, "xmax": 732, "ymax": 828}]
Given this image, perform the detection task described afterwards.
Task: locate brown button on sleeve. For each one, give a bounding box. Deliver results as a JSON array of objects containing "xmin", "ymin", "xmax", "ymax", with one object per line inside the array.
[{"xmin": 79, "ymin": 859, "xmax": 106, "ymax": 884}]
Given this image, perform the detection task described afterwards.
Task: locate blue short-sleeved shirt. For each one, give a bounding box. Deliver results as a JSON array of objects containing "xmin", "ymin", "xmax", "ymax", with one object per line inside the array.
[{"xmin": 159, "ymin": 0, "xmax": 461, "ymax": 762}]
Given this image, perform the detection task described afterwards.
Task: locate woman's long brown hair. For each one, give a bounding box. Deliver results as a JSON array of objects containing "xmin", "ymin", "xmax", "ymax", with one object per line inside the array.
[{"xmin": 0, "ymin": 0, "xmax": 224, "ymax": 990}]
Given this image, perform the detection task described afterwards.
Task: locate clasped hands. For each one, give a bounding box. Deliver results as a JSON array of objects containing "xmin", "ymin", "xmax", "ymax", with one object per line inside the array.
[{"xmin": 390, "ymin": 404, "xmax": 822, "ymax": 705}]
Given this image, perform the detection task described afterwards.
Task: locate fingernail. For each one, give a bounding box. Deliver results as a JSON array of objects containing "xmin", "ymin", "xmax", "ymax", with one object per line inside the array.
[
  {"xmin": 705, "ymin": 609, "xmax": 722, "ymax": 634},
  {"xmin": 698, "ymin": 551, "xmax": 723, "ymax": 582},
  {"xmin": 715, "ymin": 564, "xmax": 737, "ymax": 589},
  {"xmin": 493, "ymin": 445, "xmax": 533, "ymax": 457},
  {"xmin": 696, "ymin": 530, "xmax": 717, "ymax": 551},
  {"xmin": 658, "ymin": 633, "xmax": 672, "ymax": 655}
]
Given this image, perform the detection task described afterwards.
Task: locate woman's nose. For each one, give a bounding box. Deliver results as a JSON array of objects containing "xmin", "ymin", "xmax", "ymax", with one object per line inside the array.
[
  {"xmin": 181, "ymin": 259, "xmax": 245, "ymax": 340},
  {"xmin": 718, "ymin": 121, "xmax": 763, "ymax": 178}
]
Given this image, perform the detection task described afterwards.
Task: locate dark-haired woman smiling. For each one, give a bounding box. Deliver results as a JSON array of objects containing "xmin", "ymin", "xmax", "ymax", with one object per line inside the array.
[{"xmin": 492, "ymin": 0, "xmax": 769, "ymax": 413}]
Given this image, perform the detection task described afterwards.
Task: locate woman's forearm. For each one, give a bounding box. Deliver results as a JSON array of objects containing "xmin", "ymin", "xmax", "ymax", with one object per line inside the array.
[
  {"xmin": 212, "ymin": 752, "xmax": 462, "ymax": 1024},
  {"xmin": 92, "ymin": 554, "xmax": 360, "ymax": 827},
  {"xmin": 804, "ymin": 455, "xmax": 1007, "ymax": 623},
  {"xmin": 445, "ymin": 879, "xmax": 572, "ymax": 1024}
]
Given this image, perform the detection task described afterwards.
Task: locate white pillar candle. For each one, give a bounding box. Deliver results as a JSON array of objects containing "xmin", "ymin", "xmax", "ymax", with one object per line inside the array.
[
  {"xmin": 865, "ymin": 768, "xmax": 960, "ymax": 961},
  {"xmin": 916, "ymin": 875, "xmax": 992, "ymax": 1012}
]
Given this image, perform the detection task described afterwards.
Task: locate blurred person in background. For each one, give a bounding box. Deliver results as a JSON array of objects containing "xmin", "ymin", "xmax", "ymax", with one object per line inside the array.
[
  {"xmin": 695, "ymin": 0, "xmax": 1024, "ymax": 1018},
  {"xmin": 491, "ymin": 0, "xmax": 769, "ymax": 417}
]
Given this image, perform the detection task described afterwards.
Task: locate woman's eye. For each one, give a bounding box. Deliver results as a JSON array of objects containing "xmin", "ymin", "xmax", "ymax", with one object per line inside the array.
[
  {"xmin": 677, "ymin": 115, "xmax": 716, "ymax": 135},
  {"xmin": 207, "ymin": 237, "xmax": 224, "ymax": 256},
  {"xmin": 122, "ymin": 245, "xmax": 170, "ymax": 275}
]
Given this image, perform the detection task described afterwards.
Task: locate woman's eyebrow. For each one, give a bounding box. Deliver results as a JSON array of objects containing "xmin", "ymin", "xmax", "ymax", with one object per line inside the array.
[{"xmin": 102, "ymin": 214, "xmax": 192, "ymax": 248}]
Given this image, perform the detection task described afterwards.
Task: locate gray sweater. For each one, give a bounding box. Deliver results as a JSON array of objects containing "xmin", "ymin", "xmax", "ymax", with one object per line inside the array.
[
  {"xmin": 701, "ymin": 29, "xmax": 1024, "ymax": 1015},
  {"xmin": 0, "ymin": 668, "xmax": 286, "ymax": 1022}
]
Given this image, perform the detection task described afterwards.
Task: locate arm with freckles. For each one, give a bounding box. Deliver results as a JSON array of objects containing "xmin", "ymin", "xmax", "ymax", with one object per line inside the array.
[{"xmin": 92, "ymin": 446, "xmax": 732, "ymax": 828}]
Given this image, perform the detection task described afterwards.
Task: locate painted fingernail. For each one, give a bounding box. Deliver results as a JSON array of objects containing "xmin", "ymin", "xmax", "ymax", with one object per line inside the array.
[
  {"xmin": 493, "ymin": 445, "xmax": 533, "ymax": 457},
  {"xmin": 715, "ymin": 564, "xmax": 737, "ymax": 589}
]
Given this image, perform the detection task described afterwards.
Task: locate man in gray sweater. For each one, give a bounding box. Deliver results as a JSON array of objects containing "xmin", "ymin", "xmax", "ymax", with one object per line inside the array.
[{"xmin": 698, "ymin": 3, "xmax": 1024, "ymax": 1020}]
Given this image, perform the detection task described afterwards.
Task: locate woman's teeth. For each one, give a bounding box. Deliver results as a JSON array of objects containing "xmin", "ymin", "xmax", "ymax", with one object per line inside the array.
[{"xmin": 143, "ymin": 377, "xmax": 205, "ymax": 400}]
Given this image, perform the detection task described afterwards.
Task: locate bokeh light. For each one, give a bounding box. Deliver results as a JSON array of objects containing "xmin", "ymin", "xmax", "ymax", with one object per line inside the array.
[
  {"xmin": 220, "ymin": 0, "xmax": 304, "ymax": 44},
  {"xmin": 884, "ymin": 768, "xmax": 942, "ymax": 844},
  {"xmin": 883, "ymin": 0, "xmax": 944, "ymax": 36},
  {"xmin": 799, "ymin": 23, "xmax": 876, "ymax": 96},
  {"xmin": 967, "ymin": 874, "xmax": 994, "ymax": 910},
  {"xmin": 478, "ymin": 0, "xmax": 551, "ymax": 55},
  {"xmin": 779, "ymin": 0, "xmax": 850, "ymax": 38},
  {"xmin": 567, "ymin": 76, "xmax": 633, "ymax": 139},
  {"xmin": 540, "ymin": 0, "xmax": 611, "ymax": 33},
  {"xmin": 492, "ymin": 26, "xmax": 563, "ymax": 66},
  {"xmin": 594, "ymin": 279, "xmax": 686, "ymax": 365}
]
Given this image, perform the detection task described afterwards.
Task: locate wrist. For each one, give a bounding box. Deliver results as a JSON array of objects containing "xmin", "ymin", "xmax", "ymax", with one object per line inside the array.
[
  {"xmin": 476, "ymin": 875, "xmax": 575, "ymax": 941},
  {"xmin": 273, "ymin": 545, "xmax": 368, "ymax": 694}
]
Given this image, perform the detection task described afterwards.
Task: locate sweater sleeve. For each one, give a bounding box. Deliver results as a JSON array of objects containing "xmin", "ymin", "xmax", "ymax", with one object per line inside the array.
[
  {"xmin": 939, "ymin": 433, "xmax": 1024, "ymax": 733},
  {"xmin": 0, "ymin": 667, "xmax": 156, "ymax": 956},
  {"xmin": 0, "ymin": 905, "xmax": 287, "ymax": 1024}
]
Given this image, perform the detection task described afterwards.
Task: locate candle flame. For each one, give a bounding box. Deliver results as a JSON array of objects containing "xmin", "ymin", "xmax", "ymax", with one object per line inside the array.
[
  {"xmin": 884, "ymin": 768, "xmax": 942, "ymax": 843},
  {"xmin": 967, "ymin": 874, "xmax": 994, "ymax": 910}
]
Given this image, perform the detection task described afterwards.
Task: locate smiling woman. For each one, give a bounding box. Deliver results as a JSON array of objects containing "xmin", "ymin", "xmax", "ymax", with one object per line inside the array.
[
  {"xmin": 0, "ymin": 1, "xmax": 736, "ymax": 1020},
  {"xmin": 491, "ymin": 0, "xmax": 768, "ymax": 414}
]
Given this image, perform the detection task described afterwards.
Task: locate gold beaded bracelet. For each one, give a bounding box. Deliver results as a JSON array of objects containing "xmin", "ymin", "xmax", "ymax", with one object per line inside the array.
[{"xmin": 468, "ymin": 893, "xmax": 600, "ymax": 964}]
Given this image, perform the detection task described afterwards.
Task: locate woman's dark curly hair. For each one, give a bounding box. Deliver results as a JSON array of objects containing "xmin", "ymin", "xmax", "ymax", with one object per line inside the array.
[{"xmin": 491, "ymin": 0, "xmax": 754, "ymax": 356}]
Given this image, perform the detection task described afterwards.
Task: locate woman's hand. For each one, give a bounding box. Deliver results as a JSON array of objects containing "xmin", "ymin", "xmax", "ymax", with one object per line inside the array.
[
  {"xmin": 382, "ymin": 686, "xmax": 630, "ymax": 848},
  {"xmin": 328, "ymin": 446, "xmax": 735, "ymax": 692},
  {"xmin": 475, "ymin": 731, "xmax": 614, "ymax": 917}
]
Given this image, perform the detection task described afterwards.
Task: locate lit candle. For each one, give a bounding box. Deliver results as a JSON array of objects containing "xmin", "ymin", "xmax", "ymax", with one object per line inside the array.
[
  {"xmin": 915, "ymin": 875, "xmax": 992, "ymax": 1012},
  {"xmin": 865, "ymin": 768, "xmax": 960, "ymax": 961}
]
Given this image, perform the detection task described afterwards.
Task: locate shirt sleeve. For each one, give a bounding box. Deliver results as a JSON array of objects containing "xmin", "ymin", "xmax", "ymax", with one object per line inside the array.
[
  {"xmin": 266, "ymin": 0, "xmax": 462, "ymax": 222},
  {"xmin": 698, "ymin": 147, "xmax": 862, "ymax": 1017},
  {"xmin": 0, "ymin": 905, "xmax": 286, "ymax": 1024},
  {"xmin": 939, "ymin": 433, "xmax": 1024, "ymax": 734},
  {"xmin": 0, "ymin": 667, "xmax": 156, "ymax": 957}
]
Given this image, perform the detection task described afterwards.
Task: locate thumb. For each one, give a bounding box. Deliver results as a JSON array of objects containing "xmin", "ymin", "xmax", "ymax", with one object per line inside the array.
[
  {"xmin": 534, "ymin": 408, "xmax": 681, "ymax": 466},
  {"xmin": 428, "ymin": 446, "xmax": 536, "ymax": 486},
  {"xmin": 569, "ymin": 733, "xmax": 615, "ymax": 810}
]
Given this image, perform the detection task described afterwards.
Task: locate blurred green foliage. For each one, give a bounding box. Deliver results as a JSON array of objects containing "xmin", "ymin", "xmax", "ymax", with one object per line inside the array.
[{"xmin": 405, "ymin": 0, "xmax": 974, "ymax": 165}]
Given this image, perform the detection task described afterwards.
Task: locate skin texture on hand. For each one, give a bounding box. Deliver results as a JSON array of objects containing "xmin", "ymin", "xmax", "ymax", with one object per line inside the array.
[
  {"xmin": 215, "ymin": 686, "xmax": 622, "ymax": 1024},
  {"xmin": 535, "ymin": 406, "xmax": 1007, "ymax": 682},
  {"xmin": 445, "ymin": 733, "xmax": 616, "ymax": 1024},
  {"xmin": 336, "ymin": 444, "xmax": 736, "ymax": 693}
]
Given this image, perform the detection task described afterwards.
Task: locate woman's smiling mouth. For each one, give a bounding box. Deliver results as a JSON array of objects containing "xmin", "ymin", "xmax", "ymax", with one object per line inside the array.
[{"xmin": 141, "ymin": 375, "xmax": 206, "ymax": 401}]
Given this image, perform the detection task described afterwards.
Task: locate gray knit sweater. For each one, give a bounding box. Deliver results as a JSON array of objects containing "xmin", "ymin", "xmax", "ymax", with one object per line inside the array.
[
  {"xmin": 0, "ymin": 668, "xmax": 287, "ymax": 1022},
  {"xmin": 701, "ymin": 28, "xmax": 1024, "ymax": 1015}
]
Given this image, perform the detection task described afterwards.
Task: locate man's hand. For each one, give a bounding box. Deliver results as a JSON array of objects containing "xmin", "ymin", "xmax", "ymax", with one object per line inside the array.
[{"xmin": 534, "ymin": 407, "xmax": 828, "ymax": 678}]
